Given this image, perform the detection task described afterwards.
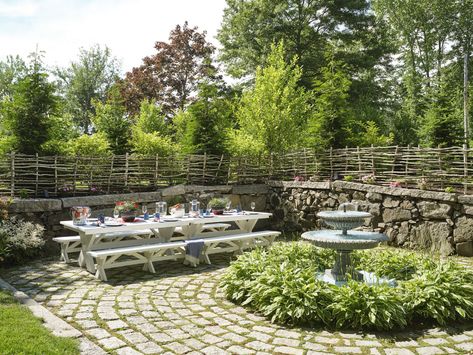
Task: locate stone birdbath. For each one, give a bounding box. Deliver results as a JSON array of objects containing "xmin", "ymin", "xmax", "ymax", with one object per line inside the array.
[{"xmin": 302, "ymin": 203, "xmax": 390, "ymax": 285}]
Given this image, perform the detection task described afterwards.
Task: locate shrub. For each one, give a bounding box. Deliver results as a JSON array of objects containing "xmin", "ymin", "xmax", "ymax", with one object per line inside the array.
[
  {"xmin": 221, "ymin": 242, "xmax": 473, "ymax": 330},
  {"xmin": 0, "ymin": 217, "xmax": 45, "ymax": 264}
]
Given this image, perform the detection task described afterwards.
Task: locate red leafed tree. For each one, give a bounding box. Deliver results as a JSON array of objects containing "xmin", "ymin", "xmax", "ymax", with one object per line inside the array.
[{"xmin": 120, "ymin": 22, "xmax": 218, "ymax": 118}]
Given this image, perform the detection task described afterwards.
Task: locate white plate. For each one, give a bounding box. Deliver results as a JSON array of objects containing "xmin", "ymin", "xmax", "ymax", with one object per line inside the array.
[
  {"xmin": 105, "ymin": 222, "xmax": 124, "ymax": 227},
  {"xmin": 162, "ymin": 218, "xmax": 178, "ymax": 222}
]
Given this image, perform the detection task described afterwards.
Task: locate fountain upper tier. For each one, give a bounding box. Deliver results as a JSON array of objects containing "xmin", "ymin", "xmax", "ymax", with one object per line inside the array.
[{"xmin": 316, "ymin": 210, "xmax": 372, "ymax": 235}]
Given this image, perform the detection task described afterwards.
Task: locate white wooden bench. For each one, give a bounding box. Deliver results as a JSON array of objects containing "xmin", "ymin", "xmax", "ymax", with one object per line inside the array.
[
  {"xmin": 200, "ymin": 230, "xmax": 280, "ymax": 265},
  {"xmin": 87, "ymin": 241, "xmax": 186, "ymax": 281},
  {"xmin": 53, "ymin": 229, "xmax": 153, "ymax": 263}
]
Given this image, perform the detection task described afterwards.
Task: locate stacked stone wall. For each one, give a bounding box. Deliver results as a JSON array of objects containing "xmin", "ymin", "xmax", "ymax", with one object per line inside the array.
[
  {"xmin": 268, "ymin": 180, "xmax": 473, "ymax": 257},
  {"xmin": 7, "ymin": 181, "xmax": 473, "ymax": 257}
]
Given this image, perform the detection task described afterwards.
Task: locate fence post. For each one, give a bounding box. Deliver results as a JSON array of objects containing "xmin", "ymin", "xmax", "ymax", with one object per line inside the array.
[
  {"xmin": 124, "ymin": 153, "xmax": 129, "ymax": 187},
  {"xmin": 72, "ymin": 156, "xmax": 78, "ymax": 196},
  {"xmin": 371, "ymin": 144, "xmax": 375, "ymax": 175},
  {"xmin": 329, "ymin": 147, "xmax": 333, "ymax": 179},
  {"xmin": 10, "ymin": 152, "xmax": 15, "ymax": 197},
  {"xmin": 154, "ymin": 154, "xmax": 159, "ymax": 188},
  {"xmin": 463, "ymin": 144, "xmax": 469, "ymax": 195},
  {"xmin": 35, "ymin": 153, "xmax": 39, "ymax": 196},
  {"xmin": 390, "ymin": 146, "xmax": 398, "ymax": 180},
  {"xmin": 203, "ymin": 152, "xmax": 207, "ymax": 183},
  {"xmin": 54, "ymin": 156, "xmax": 58, "ymax": 196},
  {"xmin": 405, "ymin": 144, "xmax": 411, "ymax": 177},
  {"xmin": 107, "ymin": 155, "xmax": 114, "ymax": 194}
]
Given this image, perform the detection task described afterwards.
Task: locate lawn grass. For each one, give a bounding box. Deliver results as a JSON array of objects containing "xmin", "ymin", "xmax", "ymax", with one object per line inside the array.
[{"xmin": 0, "ymin": 289, "xmax": 79, "ymax": 355}]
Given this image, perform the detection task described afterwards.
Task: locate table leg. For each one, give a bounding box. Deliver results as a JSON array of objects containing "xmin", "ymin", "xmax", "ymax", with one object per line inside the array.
[
  {"xmin": 181, "ymin": 223, "xmax": 203, "ymax": 239},
  {"xmin": 78, "ymin": 233, "xmax": 96, "ymax": 273},
  {"xmin": 235, "ymin": 219, "xmax": 257, "ymax": 233},
  {"xmin": 153, "ymin": 227, "xmax": 175, "ymax": 242}
]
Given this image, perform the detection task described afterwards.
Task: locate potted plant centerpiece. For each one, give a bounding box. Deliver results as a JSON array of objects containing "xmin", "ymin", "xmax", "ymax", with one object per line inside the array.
[
  {"xmin": 208, "ymin": 197, "xmax": 228, "ymax": 215},
  {"xmin": 115, "ymin": 201, "xmax": 139, "ymax": 222}
]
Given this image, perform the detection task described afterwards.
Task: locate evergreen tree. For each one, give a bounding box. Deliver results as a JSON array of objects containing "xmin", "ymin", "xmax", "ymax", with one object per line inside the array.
[
  {"xmin": 175, "ymin": 83, "xmax": 233, "ymax": 155},
  {"xmin": 91, "ymin": 87, "xmax": 132, "ymax": 154},
  {"xmin": 306, "ymin": 53, "xmax": 352, "ymax": 148},
  {"xmin": 1, "ymin": 53, "xmax": 59, "ymax": 154}
]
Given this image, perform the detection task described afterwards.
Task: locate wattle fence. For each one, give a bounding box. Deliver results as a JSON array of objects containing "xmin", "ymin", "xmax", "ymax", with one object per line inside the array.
[{"xmin": 1, "ymin": 145, "xmax": 473, "ymax": 197}]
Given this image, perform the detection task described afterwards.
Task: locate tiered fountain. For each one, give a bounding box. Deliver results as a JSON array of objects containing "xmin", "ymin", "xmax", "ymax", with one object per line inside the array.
[{"xmin": 302, "ymin": 203, "xmax": 390, "ymax": 286}]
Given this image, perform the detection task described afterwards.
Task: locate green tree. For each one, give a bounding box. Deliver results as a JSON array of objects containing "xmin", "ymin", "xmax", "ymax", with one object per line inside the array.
[
  {"xmin": 1, "ymin": 53, "xmax": 59, "ymax": 154},
  {"xmin": 218, "ymin": 0, "xmax": 391, "ymax": 87},
  {"xmin": 91, "ymin": 87, "xmax": 131, "ymax": 154},
  {"xmin": 230, "ymin": 43, "xmax": 312, "ymax": 155},
  {"xmin": 67, "ymin": 132, "xmax": 111, "ymax": 156},
  {"xmin": 129, "ymin": 99, "xmax": 174, "ymax": 156},
  {"xmin": 56, "ymin": 45, "xmax": 120, "ymax": 133},
  {"xmin": 306, "ymin": 54, "xmax": 352, "ymax": 148},
  {"xmin": 0, "ymin": 55, "xmax": 27, "ymax": 101},
  {"xmin": 174, "ymin": 83, "xmax": 233, "ymax": 155}
]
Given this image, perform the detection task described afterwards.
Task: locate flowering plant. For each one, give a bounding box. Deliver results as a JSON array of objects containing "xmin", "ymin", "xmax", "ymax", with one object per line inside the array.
[
  {"xmin": 417, "ymin": 178, "xmax": 428, "ymax": 190},
  {"xmin": 389, "ymin": 181, "xmax": 402, "ymax": 188},
  {"xmin": 361, "ymin": 174, "xmax": 376, "ymax": 184},
  {"xmin": 294, "ymin": 175, "xmax": 305, "ymax": 182},
  {"xmin": 114, "ymin": 201, "xmax": 139, "ymax": 212}
]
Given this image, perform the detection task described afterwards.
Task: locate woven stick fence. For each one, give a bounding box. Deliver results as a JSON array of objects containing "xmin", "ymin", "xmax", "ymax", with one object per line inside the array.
[{"xmin": 1, "ymin": 145, "xmax": 473, "ymax": 197}]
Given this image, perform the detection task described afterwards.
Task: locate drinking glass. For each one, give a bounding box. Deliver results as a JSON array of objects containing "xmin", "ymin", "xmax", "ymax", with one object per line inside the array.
[
  {"xmin": 250, "ymin": 201, "xmax": 256, "ymax": 212},
  {"xmin": 113, "ymin": 207, "xmax": 119, "ymax": 221},
  {"xmin": 225, "ymin": 200, "xmax": 232, "ymax": 212},
  {"xmin": 142, "ymin": 204, "xmax": 148, "ymax": 215}
]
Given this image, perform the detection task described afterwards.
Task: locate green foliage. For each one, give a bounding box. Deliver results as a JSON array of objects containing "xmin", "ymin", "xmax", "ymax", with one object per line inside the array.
[
  {"xmin": 67, "ymin": 132, "xmax": 111, "ymax": 156},
  {"xmin": 0, "ymin": 289, "xmax": 79, "ymax": 354},
  {"xmin": 230, "ymin": 42, "xmax": 312, "ymax": 155},
  {"xmin": 401, "ymin": 262, "xmax": 473, "ymax": 324},
  {"xmin": 0, "ymin": 217, "xmax": 45, "ymax": 265},
  {"xmin": 91, "ymin": 87, "xmax": 131, "ymax": 154},
  {"xmin": 329, "ymin": 280, "xmax": 407, "ymax": 330},
  {"xmin": 56, "ymin": 45, "xmax": 120, "ymax": 133},
  {"xmin": 129, "ymin": 99, "xmax": 174, "ymax": 156},
  {"xmin": 306, "ymin": 53, "xmax": 351, "ymax": 148},
  {"xmin": 207, "ymin": 197, "xmax": 229, "ymax": 210},
  {"xmin": 349, "ymin": 121, "xmax": 394, "ymax": 147},
  {"xmin": 1, "ymin": 54, "xmax": 59, "ymax": 154},
  {"xmin": 221, "ymin": 243, "xmax": 473, "ymax": 330},
  {"xmin": 174, "ymin": 83, "xmax": 233, "ymax": 155},
  {"xmin": 0, "ymin": 55, "xmax": 27, "ymax": 101}
]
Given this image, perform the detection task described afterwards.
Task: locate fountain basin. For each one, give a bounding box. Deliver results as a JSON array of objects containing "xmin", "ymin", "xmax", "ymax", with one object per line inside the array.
[{"xmin": 302, "ymin": 230, "xmax": 388, "ymax": 250}]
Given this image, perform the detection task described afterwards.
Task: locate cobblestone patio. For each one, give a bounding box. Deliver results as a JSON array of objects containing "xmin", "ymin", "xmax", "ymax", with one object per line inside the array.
[{"xmin": 1, "ymin": 253, "xmax": 473, "ymax": 355}]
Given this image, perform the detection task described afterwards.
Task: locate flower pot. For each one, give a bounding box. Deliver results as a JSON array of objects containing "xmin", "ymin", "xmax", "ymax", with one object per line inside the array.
[
  {"xmin": 121, "ymin": 211, "xmax": 136, "ymax": 222},
  {"xmin": 212, "ymin": 209, "xmax": 224, "ymax": 215}
]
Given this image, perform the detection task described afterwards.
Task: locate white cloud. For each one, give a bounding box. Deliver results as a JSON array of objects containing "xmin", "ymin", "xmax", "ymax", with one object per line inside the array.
[{"xmin": 0, "ymin": 0, "xmax": 227, "ymax": 73}]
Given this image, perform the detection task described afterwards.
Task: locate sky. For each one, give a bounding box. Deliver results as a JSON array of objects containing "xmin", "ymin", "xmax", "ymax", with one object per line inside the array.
[{"xmin": 0, "ymin": 0, "xmax": 227, "ymax": 73}]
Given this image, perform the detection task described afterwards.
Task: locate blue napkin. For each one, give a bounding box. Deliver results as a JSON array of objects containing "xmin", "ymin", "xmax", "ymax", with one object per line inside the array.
[{"xmin": 184, "ymin": 239, "xmax": 205, "ymax": 267}]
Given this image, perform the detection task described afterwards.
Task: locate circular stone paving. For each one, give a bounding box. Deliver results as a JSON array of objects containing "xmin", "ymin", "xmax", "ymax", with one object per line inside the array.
[{"xmin": 1, "ymin": 254, "xmax": 473, "ymax": 355}]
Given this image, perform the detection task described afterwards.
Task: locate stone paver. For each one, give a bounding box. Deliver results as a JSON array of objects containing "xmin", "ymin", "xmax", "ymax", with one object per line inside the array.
[{"xmin": 1, "ymin": 255, "xmax": 473, "ymax": 354}]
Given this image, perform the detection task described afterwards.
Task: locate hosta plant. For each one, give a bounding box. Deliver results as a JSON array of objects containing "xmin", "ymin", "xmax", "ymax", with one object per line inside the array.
[{"xmin": 220, "ymin": 242, "xmax": 473, "ymax": 330}]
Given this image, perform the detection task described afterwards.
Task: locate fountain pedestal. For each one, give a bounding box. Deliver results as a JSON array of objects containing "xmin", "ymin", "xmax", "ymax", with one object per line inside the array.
[{"xmin": 302, "ymin": 208, "xmax": 390, "ymax": 286}]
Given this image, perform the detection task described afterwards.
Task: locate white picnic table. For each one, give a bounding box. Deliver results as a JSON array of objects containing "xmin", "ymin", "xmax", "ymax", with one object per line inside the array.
[{"xmin": 60, "ymin": 212, "xmax": 272, "ymax": 274}]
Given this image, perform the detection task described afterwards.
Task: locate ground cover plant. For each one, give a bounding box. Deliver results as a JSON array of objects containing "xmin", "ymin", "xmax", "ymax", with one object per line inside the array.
[
  {"xmin": 220, "ymin": 242, "xmax": 473, "ymax": 330},
  {"xmin": 0, "ymin": 289, "xmax": 79, "ymax": 354}
]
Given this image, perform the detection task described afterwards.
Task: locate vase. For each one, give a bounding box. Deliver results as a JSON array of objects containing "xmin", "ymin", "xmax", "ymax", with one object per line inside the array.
[
  {"xmin": 212, "ymin": 209, "xmax": 224, "ymax": 215},
  {"xmin": 121, "ymin": 211, "xmax": 136, "ymax": 222}
]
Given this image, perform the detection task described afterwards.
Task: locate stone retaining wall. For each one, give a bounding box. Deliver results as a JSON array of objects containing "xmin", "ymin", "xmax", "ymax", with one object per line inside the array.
[
  {"xmin": 8, "ymin": 181, "xmax": 473, "ymax": 257},
  {"xmin": 267, "ymin": 180, "xmax": 473, "ymax": 257}
]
